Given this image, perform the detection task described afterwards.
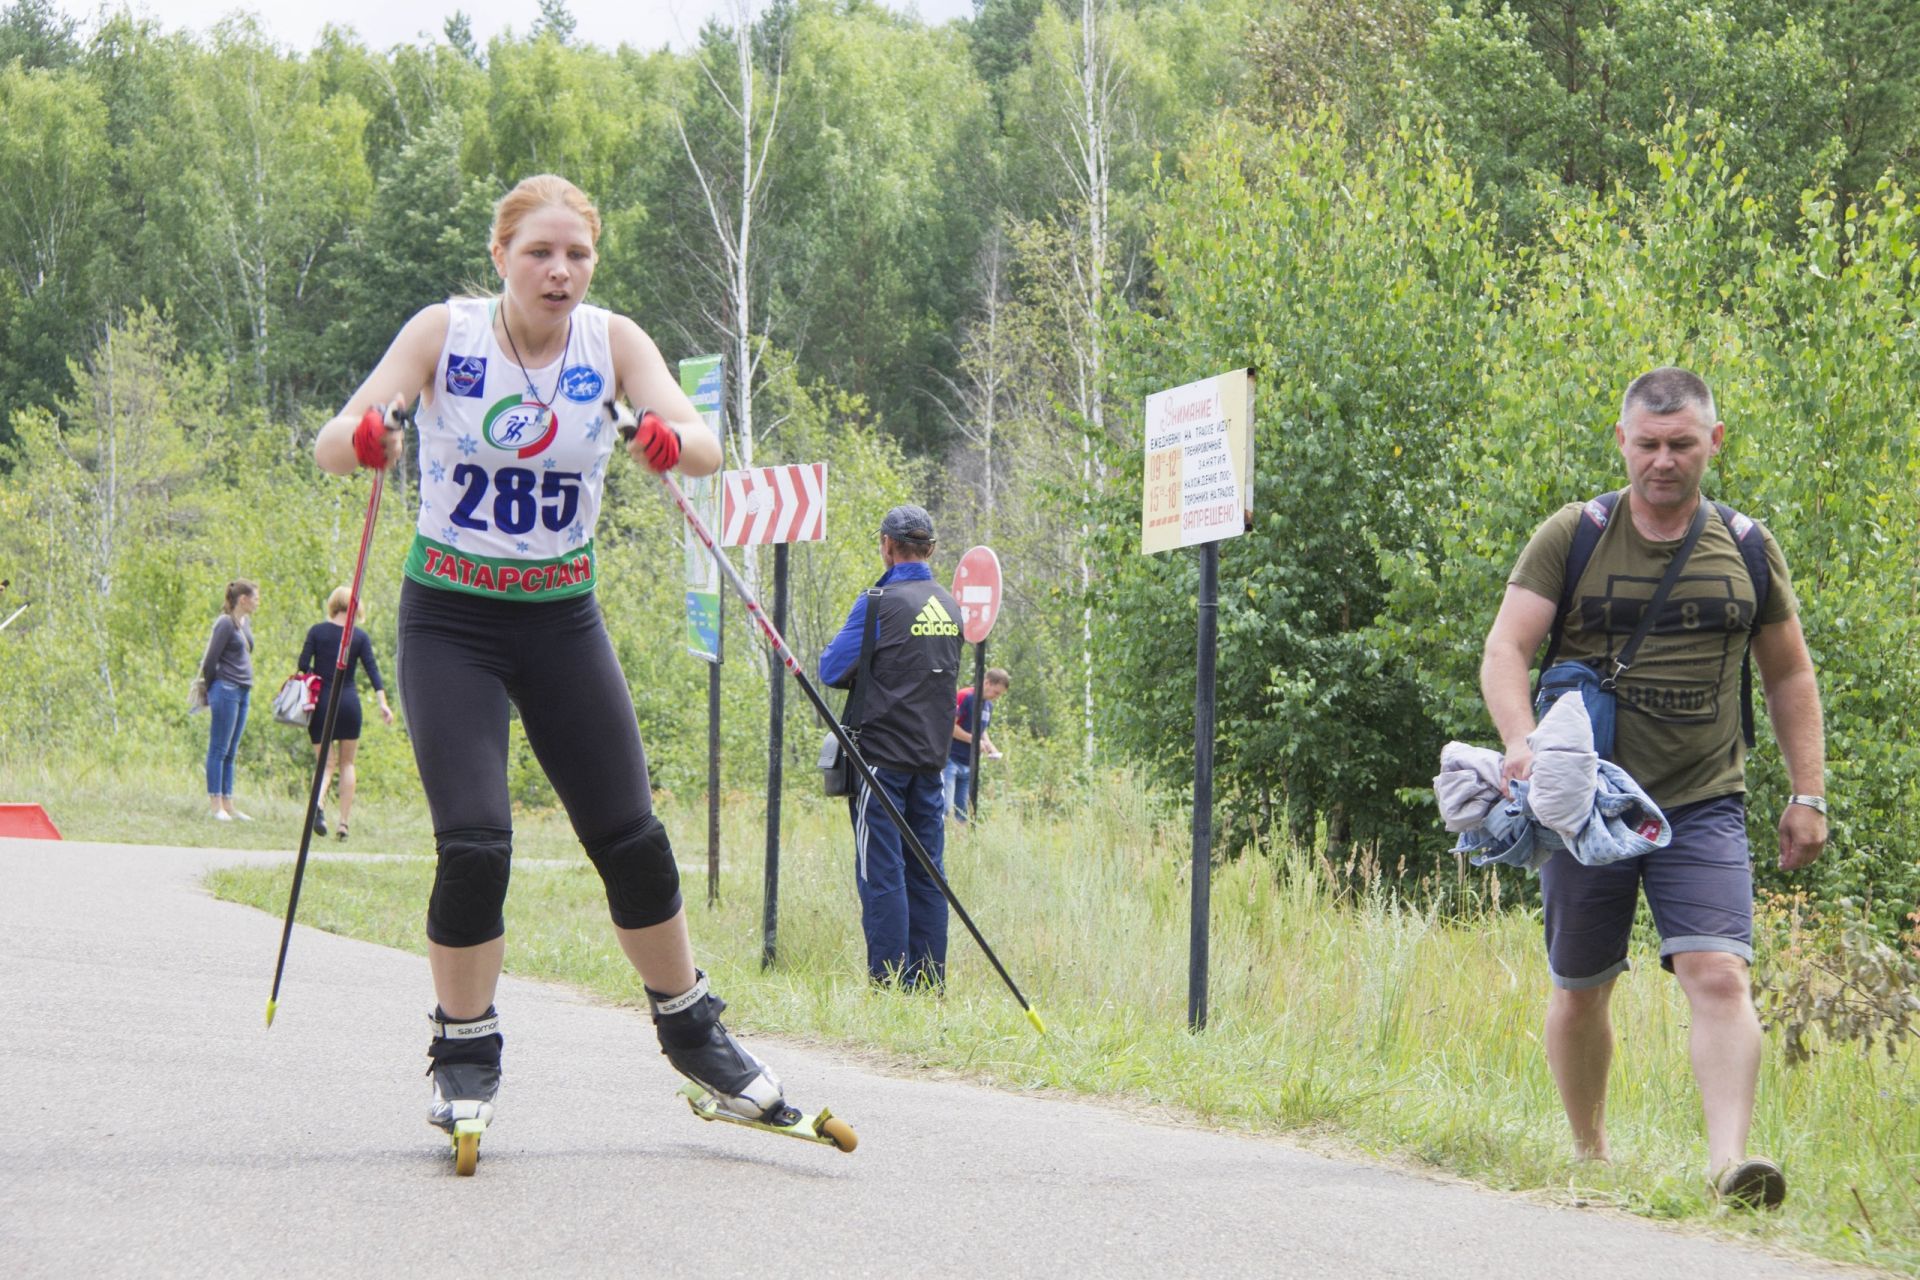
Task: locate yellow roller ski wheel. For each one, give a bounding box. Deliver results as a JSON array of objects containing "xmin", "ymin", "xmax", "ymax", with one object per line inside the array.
[
  {"xmin": 820, "ymin": 1116, "xmax": 858, "ymax": 1153},
  {"xmin": 453, "ymin": 1122, "xmax": 482, "ymax": 1176}
]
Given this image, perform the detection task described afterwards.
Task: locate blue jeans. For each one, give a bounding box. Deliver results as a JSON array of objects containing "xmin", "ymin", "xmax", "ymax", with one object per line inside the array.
[
  {"xmin": 849, "ymin": 766, "xmax": 948, "ymax": 985},
  {"xmin": 942, "ymin": 759, "xmax": 972, "ymax": 822},
  {"xmin": 205, "ymin": 679, "xmax": 250, "ymax": 795}
]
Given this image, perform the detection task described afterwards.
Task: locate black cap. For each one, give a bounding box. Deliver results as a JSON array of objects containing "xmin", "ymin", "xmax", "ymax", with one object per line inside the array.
[{"xmin": 879, "ymin": 504, "xmax": 935, "ymax": 544}]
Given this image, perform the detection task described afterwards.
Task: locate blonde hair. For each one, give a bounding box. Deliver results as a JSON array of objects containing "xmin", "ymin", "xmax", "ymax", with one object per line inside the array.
[
  {"xmin": 222, "ymin": 579, "xmax": 258, "ymax": 616},
  {"xmin": 490, "ymin": 174, "xmax": 602, "ymax": 259},
  {"xmin": 326, "ymin": 586, "xmax": 361, "ymax": 620}
]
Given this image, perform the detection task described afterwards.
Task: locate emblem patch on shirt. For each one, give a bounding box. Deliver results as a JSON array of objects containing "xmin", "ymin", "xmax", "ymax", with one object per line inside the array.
[
  {"xmin": 559, "ymin": 365, "xmax": 604, "ymax": 403},
  {"xmin": 483, "ymin": 395, "xmax": 560, "ymax": 459},
  {"xmin": 446, "ymin": 355, "xmax": 487, "ymax": 398}
]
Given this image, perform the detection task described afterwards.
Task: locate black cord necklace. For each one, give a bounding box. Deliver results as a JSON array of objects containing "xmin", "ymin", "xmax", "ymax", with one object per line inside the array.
[{"xmin": 498, "ymin": 296, "xmax": 571, "ymax": 406}]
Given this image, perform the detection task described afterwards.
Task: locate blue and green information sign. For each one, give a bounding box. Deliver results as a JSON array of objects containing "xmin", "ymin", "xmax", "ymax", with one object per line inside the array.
[{"xmin": 680, "ymin": 355, "xmax": 725, "ymax": 661}]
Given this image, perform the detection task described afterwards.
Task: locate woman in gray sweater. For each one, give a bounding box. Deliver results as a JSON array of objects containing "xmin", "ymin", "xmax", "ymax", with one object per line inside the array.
[{"xmin": 199, "ymin": 579, "xmax": 259, "ymax": 820}]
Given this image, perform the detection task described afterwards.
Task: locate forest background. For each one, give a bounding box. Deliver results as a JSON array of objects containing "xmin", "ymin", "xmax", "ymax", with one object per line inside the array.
[{"xmin": 1, "ymin": 0, "xmax": 1918, "ymax": 937}]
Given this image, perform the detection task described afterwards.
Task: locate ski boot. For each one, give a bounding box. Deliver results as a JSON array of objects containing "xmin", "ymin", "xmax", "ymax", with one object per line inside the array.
[
  {"xmin": 426, "ymin": 1007, "xmax": 501, "ymax": 1175},
  {"xmin": 648, "ymin": 972, "xmax": 856, "ymax": 1153}
]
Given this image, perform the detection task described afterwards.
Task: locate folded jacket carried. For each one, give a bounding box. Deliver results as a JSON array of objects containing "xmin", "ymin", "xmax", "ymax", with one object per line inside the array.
[{"xmin": 1432, "ymin": 692, "xmax": 1671, "ymax": 872}]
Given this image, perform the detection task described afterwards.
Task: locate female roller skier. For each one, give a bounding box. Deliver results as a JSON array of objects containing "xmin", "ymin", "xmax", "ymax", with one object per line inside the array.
[{"xmin": 313, "ymin": 174, "xmax": 783, "ymax": 1153}]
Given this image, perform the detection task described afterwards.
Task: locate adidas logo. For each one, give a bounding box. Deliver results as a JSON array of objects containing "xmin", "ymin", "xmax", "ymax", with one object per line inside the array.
[{"xmin": 910, "ymin": 596, "xmax": 960, "ymax": 637}]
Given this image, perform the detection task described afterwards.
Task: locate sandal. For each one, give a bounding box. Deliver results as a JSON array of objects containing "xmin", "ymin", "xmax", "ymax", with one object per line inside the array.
[
  {"xmin": 1714, "ymin": 1157, "xmax": 1786, "ymax": 1209},
  {"xmin": 335, "ymin": 823, "xmax": 349, "ymax": 841}
]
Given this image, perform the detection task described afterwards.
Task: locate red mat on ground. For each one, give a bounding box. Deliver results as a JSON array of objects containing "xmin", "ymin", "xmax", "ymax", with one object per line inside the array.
[{"xmin": 0, "ymin": 804, "xmax": 62, "ymax": 839}]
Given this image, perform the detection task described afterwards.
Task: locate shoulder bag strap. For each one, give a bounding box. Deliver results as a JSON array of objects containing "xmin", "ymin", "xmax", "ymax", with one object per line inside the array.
[
  {"xmin": 842, "ymin": 588, "xmax": 883, "ymax": 733},
  {"xmin": 1601, "ymin": 498, "xmax": 1709, "ymax": 691}
]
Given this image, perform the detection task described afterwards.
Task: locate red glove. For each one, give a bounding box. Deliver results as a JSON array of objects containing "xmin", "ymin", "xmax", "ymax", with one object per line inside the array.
[
  {"xmin": 352, "ymin": 406, "xmax": 390, "ymax": 470},
  {"xmin": 633, "ymin": 409, "xmax": 681, "ymax": 473}
]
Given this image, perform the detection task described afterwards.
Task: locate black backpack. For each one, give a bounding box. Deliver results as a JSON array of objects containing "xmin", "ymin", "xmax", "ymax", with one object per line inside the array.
[{"xmin": 1543, "ymin": 490, "xmax": 1772, "ymax": 749}]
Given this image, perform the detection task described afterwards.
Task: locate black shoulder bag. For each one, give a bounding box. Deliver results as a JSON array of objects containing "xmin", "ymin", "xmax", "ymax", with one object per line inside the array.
[{"xmin": 820, "ymin": 590, "xmax": 881, "ymax": 796}]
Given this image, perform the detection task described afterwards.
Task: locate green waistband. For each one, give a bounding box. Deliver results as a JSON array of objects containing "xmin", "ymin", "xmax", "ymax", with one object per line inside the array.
[{"xmin": 403, "ymin": 533, "xmax": 597, "ymax": 601}]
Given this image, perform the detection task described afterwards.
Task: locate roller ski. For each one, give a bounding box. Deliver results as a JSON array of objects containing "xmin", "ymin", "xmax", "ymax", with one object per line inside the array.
[
  {"xmin": 649, "ymin": 972, "xmax": 857, "ymax": 1154},
  {"xmin": 426, "ymin": 1008, "xmax": 501, "ymax": 1176}
]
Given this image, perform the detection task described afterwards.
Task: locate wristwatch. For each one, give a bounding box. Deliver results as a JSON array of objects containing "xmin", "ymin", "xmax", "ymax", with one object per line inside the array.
[{"xmin": 1787, "ymin": 794, "xmax": 1828, "ymax": 815}]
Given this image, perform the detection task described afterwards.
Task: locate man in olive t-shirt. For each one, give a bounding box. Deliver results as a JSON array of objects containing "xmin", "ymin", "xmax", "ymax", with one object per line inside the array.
[{"xmin": 1480, "ymin": 368, "xmax": 1827, "ymax": 1209}]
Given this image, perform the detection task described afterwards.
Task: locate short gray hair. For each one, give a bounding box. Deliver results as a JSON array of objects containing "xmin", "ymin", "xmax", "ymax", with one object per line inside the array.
[{"xmin": 1620, "ymin": 367, "xmax": 1716, "ymax": 426}]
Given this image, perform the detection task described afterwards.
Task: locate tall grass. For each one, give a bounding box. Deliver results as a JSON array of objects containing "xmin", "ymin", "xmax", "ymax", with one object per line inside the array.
[{"xmin": 14, "ymin": 754, "xmax": 1910, "ymax": 1271}]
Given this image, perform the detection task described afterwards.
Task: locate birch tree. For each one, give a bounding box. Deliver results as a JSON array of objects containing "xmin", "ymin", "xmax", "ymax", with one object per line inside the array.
[
  {"xmin": 132, "ymin": 19, "xmax": 371, "ymax": 424},
  {"xmin": 933, "ymin": 224, "xmax": 1015, "ymax": 533},
  {"xmin": 671, "ymin": 0, "xmax": 785, "ymax": 602},
  {"xmin": 1018, "ymin": 0, "xmax": 1124, "ymax": 763}
]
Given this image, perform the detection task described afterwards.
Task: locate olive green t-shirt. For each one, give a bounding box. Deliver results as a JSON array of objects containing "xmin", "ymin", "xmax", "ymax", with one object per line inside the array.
[{"xmin": 1509, "ymin": 496, "xmax": 1797, "ymax": 809}]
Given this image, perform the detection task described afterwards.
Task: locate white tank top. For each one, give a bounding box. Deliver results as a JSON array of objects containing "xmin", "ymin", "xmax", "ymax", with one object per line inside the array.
[{"xmin": 403, "ymin": 297, "xmax": 619, "ymax": 601}]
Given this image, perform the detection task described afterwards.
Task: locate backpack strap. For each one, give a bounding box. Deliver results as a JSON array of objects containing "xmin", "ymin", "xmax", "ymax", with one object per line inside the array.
[
  {"xmin": 1538, "ymin": 490, "xmax": 1622, "ymax": 679},
  {"xmin": 1714, "ymin": 501, "xmax": 1771, "ymax": 749}
]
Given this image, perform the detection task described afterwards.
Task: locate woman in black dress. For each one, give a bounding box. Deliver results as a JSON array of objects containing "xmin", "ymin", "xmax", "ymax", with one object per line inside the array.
[{"xmin": 298, "ymin": 586, "xmax": 393, "ymax": 839}]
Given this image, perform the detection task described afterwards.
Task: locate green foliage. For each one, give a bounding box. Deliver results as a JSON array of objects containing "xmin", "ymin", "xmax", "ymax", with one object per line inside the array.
[
  {"xmin": 317, "ymin": 109, "xmax": 496, "ymax": 388},
  {"xmin": 0, "ymin": 0, "xmax": 1917, "ymax": 938},
  {"xmin": 1388, "ymin": 120, "xmax": 1920, "ymax": 927},
  {"xmin": 0, "ymin": 0, "xmax": 79, "ymax": 69},
  {"xmin": 1101, "ymin": 117, "xmax": 1498, "ymax": 862},
  {"xmin": 1415, "ymin": 0, "xmax": 1844, "ymax": 239},
  {"xmin": 0, "ymin": 62, "xmax": 111, "ymax": 424},
  {"xmin": 770, "ymin": 4, "xmax": 994, "ymax": 453},
  {"xmin": 1756, "ymin": 897, "xmax": 1920, "ymax": 1066}
]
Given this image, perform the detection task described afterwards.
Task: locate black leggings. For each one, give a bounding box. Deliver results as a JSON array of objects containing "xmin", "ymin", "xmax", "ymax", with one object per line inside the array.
[{"xmin": 396, "ymin": 577, "xmax": 681, "ymax": 944}]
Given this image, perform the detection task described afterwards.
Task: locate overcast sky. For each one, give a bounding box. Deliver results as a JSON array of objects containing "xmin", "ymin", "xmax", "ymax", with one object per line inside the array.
[{"xmin": 56, "ymin": 0, "xmax": 978, "ymax": 54}]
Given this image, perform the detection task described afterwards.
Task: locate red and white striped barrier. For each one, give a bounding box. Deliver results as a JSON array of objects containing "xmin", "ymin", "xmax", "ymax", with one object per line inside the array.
[{"xmin": 720, "ymin": 463, "xmax": 827, "ymax": 546}]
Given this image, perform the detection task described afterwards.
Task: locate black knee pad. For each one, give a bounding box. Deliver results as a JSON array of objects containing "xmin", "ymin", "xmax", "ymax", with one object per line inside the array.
[
  {"xmin": 428, "ymin": 827, "xmax": 512, "ymax": 947},
  {"xmin": 584, "ymin": 813, "xmax": 682, "ymax": 929}
]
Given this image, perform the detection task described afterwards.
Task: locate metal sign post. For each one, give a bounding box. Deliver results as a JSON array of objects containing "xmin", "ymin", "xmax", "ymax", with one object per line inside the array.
[
  {"xmin": 707, "ymin": 592, "xmax": 723, "ymax": 906},
  {"xmin": 1190, "ymin": 541, "xmax": 1219, "ymax": 1030},
  {"xmin": 1141, "ymin": 368, "xmax": 1255, "ymax": 1032},
  {"xmin": 763, "ymin": 542, "xmax": 788, "ymax": 966},
  {"xmin": 679, "ymin": 355, "xmax": 726, "ymax": 906},
  {"xmin": 719, "ymin": 463, "xmax": 829, "ymax": 967},
  {"xmin": 951, "ymin": 545, "xmax": 1003, "ymax": 822}
]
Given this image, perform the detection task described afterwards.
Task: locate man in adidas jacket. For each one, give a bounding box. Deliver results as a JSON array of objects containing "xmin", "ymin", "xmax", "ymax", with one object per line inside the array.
[
  {"xmin": 820, "ymin": 504, "xmax": 963, "ymax": 986},
  {"xmin": 1480, "ymin": 367, "xmax": 1827, "ymax": 1208}
]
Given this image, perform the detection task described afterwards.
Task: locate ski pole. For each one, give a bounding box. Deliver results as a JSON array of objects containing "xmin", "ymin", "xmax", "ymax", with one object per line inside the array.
[
  {"xmin": 612, "ymin": 403, "xmax": 1046, "ymax": 1035},
  {"xmin": 266, "ymin": 403, "xmax": 408, "ymax": 1028}
]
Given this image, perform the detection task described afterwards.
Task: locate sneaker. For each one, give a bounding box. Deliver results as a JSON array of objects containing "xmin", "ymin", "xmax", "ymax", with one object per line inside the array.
[
  {"xmin": 212, "ymin": 810, "xmax": 233, "ymax": 822},
  {"xmin": 231, "ymin": 811, "xmax": 252, "ymax": 822},
  {"xmin": 1715, "ymin": 1157, "xmax": 1786, "ymax": 1209},
  {"xmin": 313, "ymin": 808, "xmax": 328, "ymax": 837}
]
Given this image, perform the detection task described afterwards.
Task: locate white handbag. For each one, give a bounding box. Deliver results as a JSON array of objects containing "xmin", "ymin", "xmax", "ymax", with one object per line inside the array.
[{"xmin": 271, "ymin": 673, "xmax": 321, "ymax": 726}]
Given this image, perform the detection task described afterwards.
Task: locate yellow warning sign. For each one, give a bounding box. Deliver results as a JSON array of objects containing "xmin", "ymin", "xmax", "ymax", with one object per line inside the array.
[{"xmin": 1141, "ymin": 369, "xmax": 1254, "ymax": 555}]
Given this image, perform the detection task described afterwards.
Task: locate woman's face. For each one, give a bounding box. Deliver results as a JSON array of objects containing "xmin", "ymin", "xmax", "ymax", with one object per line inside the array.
[
  {"xmin": 236, "ymin": 590, "xmax": 259, "ymax": 618},
  {"xmin": 493, "ymin": 204, "xmax": 597, "ymax": 324}
]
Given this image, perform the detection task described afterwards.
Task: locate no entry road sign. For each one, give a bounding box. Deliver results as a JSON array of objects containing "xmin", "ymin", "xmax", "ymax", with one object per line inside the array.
[{"xmin": 952, "ymin": 545, "xmax": 1002, "ymax": 644}]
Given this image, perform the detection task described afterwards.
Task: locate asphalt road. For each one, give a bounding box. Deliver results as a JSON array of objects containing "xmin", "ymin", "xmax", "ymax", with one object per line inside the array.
[{"xmin": 1, "ymin": 837, "xmax": 1863, "ymax": 1279}]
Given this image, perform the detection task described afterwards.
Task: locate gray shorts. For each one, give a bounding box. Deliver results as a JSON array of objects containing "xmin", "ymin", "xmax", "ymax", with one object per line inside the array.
[{"xmin": 1538, "ymin": 794, "xmax": 1753, "ymax": 989}]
